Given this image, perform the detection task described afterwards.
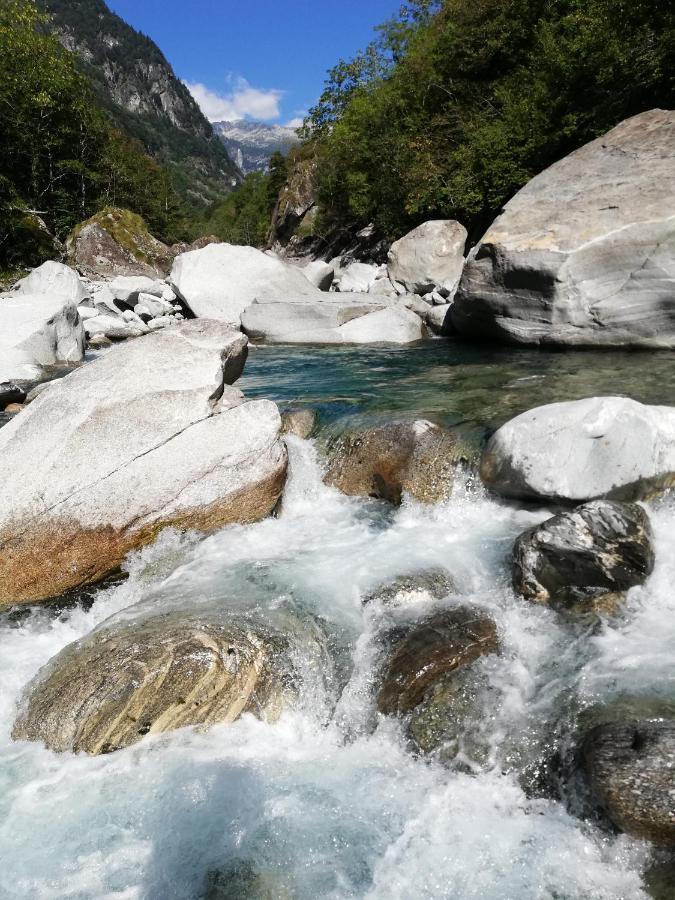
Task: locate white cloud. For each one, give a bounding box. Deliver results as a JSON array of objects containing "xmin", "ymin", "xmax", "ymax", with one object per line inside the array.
[
  {"xmin": 185, "ymin": 76, "xmax": 284, "ymax": 122},
  {"xmin": 284, "ymin": 117, "xmax": 304, "ymax": 129}
]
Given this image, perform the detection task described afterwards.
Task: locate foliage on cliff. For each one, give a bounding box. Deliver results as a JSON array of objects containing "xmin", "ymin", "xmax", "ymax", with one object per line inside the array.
[
  {"xmin": 0, "ymin": 0, "xmax": 194, "ymax": 268},
  {"xmin": 303, "ymin": 0, "xmax": 675, "ymax": 241}
]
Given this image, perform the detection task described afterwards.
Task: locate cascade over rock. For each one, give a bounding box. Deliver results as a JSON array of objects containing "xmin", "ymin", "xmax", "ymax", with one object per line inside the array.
[
  {"xmin": 452, "ymin": 110, "xmax": 675, "ymax": 347},
  {"xmin": 13, "ymin": 605, "xmax": 332, "ymax": 755},
  {"xmin": 0, "ymin": 320, "xmax": 287, "ymax": 606}
]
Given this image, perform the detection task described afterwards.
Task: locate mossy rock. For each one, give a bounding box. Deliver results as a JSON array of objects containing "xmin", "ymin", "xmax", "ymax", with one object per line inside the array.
[{"xmin": 67, "ymin": 207, "xmax": 173, "ymax": 278}]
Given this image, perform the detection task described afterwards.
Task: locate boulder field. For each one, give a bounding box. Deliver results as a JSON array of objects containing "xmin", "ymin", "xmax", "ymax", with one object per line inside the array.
[
  {"xmin": 0, "ymin": 320, "xmax": 287, "ymax": 607},
  {"xmin": 452, "ymin": 109, "xmax": 675, "ymax": 348}
]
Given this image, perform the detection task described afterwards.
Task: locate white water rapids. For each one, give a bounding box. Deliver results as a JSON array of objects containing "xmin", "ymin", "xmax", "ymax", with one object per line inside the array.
[{"xmin": 0, "ymin": 434, "xmax": 672, "ymax": 898}]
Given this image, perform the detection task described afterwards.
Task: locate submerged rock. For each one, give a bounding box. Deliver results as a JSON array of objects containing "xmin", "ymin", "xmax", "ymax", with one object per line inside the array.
[
  {"xmin": 582, "ymin": 719, "xmax": 675, "ymax": 846},
  {"xmin": 325, "ymin": 420, "xmax": 461, "ymax": 505},
  {"xmin": 513, "ymin": 500, "xmax": 654, "ymax": 606},
  {"xmin": 452, "ymin": 110, "xmax": 675, "ymax": 348},
  {"xmin": 12, "ymin": 605, "xmax": 331, "ymax": 754},
  {"xmin": 280, "ymin": 408, "xmax": 317, "ymax": 439},
  {"xmin": 387, "ymin": 220, "xmax": 467, "ymax": 297},
  {"xmin": 377, "ymin": 606, "xmax": 498, "ymax": 718},
  {"xmin": 481, "ymin": 397, "xmax": 675, "ymax": 503},
  {"xmin": 363, "ymin": 568, "xmax": 455, "ymax": 608},
  {"xmin": 0, "ymin": 321, "xmax": 287, "ymax": 607}
]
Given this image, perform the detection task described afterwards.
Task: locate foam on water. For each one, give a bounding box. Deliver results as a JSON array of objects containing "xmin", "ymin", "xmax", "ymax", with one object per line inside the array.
[{"xmin": 0, "ymin": 437, "xmax": 667, "ymax": 898}]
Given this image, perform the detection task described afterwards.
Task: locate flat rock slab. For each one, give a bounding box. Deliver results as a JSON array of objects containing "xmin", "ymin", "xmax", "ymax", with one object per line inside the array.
[
  {"xmin": 453, "ymin": 110, "xmax": 675, "ymax": 347},
  {"xmin": 0, "ymin": 320, "xmax": 287, "ymax": 606},
  {"xmin": 481, "ymin": 396, "xmax": 675, "ymax": 503}
]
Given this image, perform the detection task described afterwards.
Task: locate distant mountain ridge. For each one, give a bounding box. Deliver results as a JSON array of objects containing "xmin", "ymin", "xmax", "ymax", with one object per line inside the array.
[
  {"xmin": 39, "ymin": 0, "xmax": 240, "ymax": 207},
  {"xmin": 213, "ymin": 120, "xmax": 300, "ymax": 175}
]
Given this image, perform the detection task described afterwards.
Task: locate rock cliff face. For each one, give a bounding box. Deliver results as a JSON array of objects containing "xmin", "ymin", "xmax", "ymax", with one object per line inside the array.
[{"xmin": 39, "ymin": 0, "xmax": 239, "ymax": 205}]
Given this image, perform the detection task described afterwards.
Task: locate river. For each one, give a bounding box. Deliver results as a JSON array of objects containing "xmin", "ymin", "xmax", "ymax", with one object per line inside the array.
[{"xmin": 1, "ymin": 341, "xmax": 673, "ymax": 898}]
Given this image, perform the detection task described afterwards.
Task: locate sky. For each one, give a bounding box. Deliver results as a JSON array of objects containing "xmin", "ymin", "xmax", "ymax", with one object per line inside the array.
[{"xmin": 106, "ymin": 0, "xmax": 403, "ymax": 127}]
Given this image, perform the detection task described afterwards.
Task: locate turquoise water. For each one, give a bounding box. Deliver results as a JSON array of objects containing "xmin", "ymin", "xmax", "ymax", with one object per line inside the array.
[{"xmin": 240, "ymin": 340, "xmax": 675, "ymax": 438}]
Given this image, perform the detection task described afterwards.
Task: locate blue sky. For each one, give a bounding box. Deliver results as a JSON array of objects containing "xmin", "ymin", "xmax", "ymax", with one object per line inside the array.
[{"xmin": 107, "ymin": 0, "xmax": 403, "ymax": 126}]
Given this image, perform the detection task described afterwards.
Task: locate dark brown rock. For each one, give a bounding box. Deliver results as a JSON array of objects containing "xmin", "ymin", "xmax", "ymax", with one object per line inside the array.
[
  {"xmin": 377, "ymin": 606, "xmax": 498, "ymax": 717},
  {"xmin": 280, "ymin": 408, "xmax": 317, "ymax": 440},
  {"xmin": 582, "ymin": 719, "xmax": 675, "ymax": 846},
  {"xmin": 325, "ymin": 420, "xmax": 463, "ymax": 505}
]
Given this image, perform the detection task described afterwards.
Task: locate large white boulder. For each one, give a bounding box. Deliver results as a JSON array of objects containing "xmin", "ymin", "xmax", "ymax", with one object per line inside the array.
[
  {"xmin": 335, "ymin": 262, "xmax": 380, "ymax": 293},
  {"xmin": 12, "ymin": 261, "xmax": 88, "ymax": 305},
  {"xmin": 481, "ymin": 396, "xmax": 675, "ymax": 503},
  {"xmin": 241, "ymin": 297, "xmax": 423, "ymax": 344},
  {"xmin": 388, "ymin": 220, "xmax": 467, "ymax": 296},
  {"xmin": 170, "ymin": 243, "xmax": 321, "ymax": 325},
  {"xmin": 302, "ymin": 259, "xmax": 334, "ymax": 291},
  {"xmin": 0, "ymin": 320, "xmax": 287, "ymax": 606},
  {"xmin": 453, "ymin": 110, "xmax": 675, "ymax": 347},
  {"xmin": 0, "ymin": 293, "xmax": 85, "ymax": 383}
]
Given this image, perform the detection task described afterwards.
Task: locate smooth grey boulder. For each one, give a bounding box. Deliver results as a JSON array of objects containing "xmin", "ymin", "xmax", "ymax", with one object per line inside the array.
[
  {"xmin": 83, "ymin": 313, "xmax": 147, "ymax": 340},
  {"xmin": 426, "ymin": 303, "xmax": 452, "ymax": 335},
  {"xmin": 387, "ymin": 220, "xmax": 467, "ymax": 297},
  {"xmin": 171, "ymin": 243, "xmax": 321, "ymax": 325},
  {"xmin": 12, "ymin": 261, "xmax": 88, "ymax": 305},
  {"xmin": 582, "ymin": 719, "xmax": 675, "ymax": 846},
  {"xmin": 241, "ymin": 297, "xmax": 423, "ymax": 345},
  {"xmin": 0, "ymin": 292, "xmax": 85, "ymax": 383},
  {"xmin": 0, "ymin": 320, "xmax": 287, "ymax": 606},
  {"xmin": 481, "ymin": 397, "xmax": 675, "ymax": 503},
  {"xmin": 13, "ymin": 605, "xmax": 331, "ymax": 755},
  {"xmin": 513, "ymin": 500, "xmax": 654, "ymax": 606},
  {"xmin": 335, "ymin": 262, "xmax": 380, "ymax": 293},
  {"xmin": 110, "ymin": 275, "xmax": 164, "ymax": 304},
  {"xmin": 452, "ymin": 110, "xmax": 675, "ymax": 347}
]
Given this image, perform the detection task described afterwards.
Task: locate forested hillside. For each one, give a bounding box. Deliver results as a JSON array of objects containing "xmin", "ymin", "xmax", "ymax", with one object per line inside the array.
[
  {"xmin": 39, "ymin": 0, "xmax": 240, "ymax": 207},
  {"xmin": 300, "ymin": 0, "xmax": 675, "ymax": 243}
]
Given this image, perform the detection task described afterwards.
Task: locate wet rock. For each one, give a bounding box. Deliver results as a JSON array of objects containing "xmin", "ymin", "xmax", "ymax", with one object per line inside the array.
[
  {"xmin": 171, "ymin": 243, "xmax": 320, "ymax": 326},
  {"xmin": 12, "ymin": 606, "xmax": 331, "ymax": 754},
  {"xmin": 363, "ymin": 568, "xmax": 455, "ymax": 608},
  {"xmin": 0, "ymin": 321, "xmax": 287, "ymax": 606},
  {"xmin": 205, "ymin": 861, "xmax": 287, "ymax": 899},
  {"xmin": 325, "ymin": 420, "xmax": 461, "ymax": 505},
  {"xmin": 280, "ymin": 408, "xmax": 317, "ymax": 439},
  {"xmin": 513, "ymin": 500, "xmax": 654, "ymax": 606},
  {"xmin": 452, "ymin": 110, "xmax": 675, "ymax": 348},
  {"xmin": 0, "ymin": 384, "xmax": 27, "ymax": 409},
  {"xmin": 377, "ymin": 606, "xmax": 499, "ymax": 718},
  {"xmin": 582, "ymin": 719, "xmax": 675, "ymax": 846},
  {"xmin": 387, "ymin": 220, "xmax": 467, "ymax": 297},
  {"xmin": 481, "ymin": 397, "xmax": 675, "ymax": 503}
]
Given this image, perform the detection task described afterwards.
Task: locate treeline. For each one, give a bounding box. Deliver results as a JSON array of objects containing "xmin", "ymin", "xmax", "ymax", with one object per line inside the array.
[
  {"xmin": 301, "ymin": 0, "xmax": 675, "ymax": 241},
  {"xmin": 0, "ymin": 0, "xmax": 203, "ymax": 270}
]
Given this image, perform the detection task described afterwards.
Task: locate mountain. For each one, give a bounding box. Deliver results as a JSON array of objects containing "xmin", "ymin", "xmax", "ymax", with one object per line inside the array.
[
  {"xmin": 39, "ymin": 0, "xmax": 240, "ymax": 207},
  {"xmin": 213, "ymin": 121, "xmax": 301, "ymax": 175}
]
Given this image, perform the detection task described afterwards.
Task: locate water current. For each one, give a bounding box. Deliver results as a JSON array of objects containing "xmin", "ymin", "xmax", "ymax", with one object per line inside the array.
[{"xmin": 1, "ymin": 340, "xmax": 674, "ymax": 898}]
